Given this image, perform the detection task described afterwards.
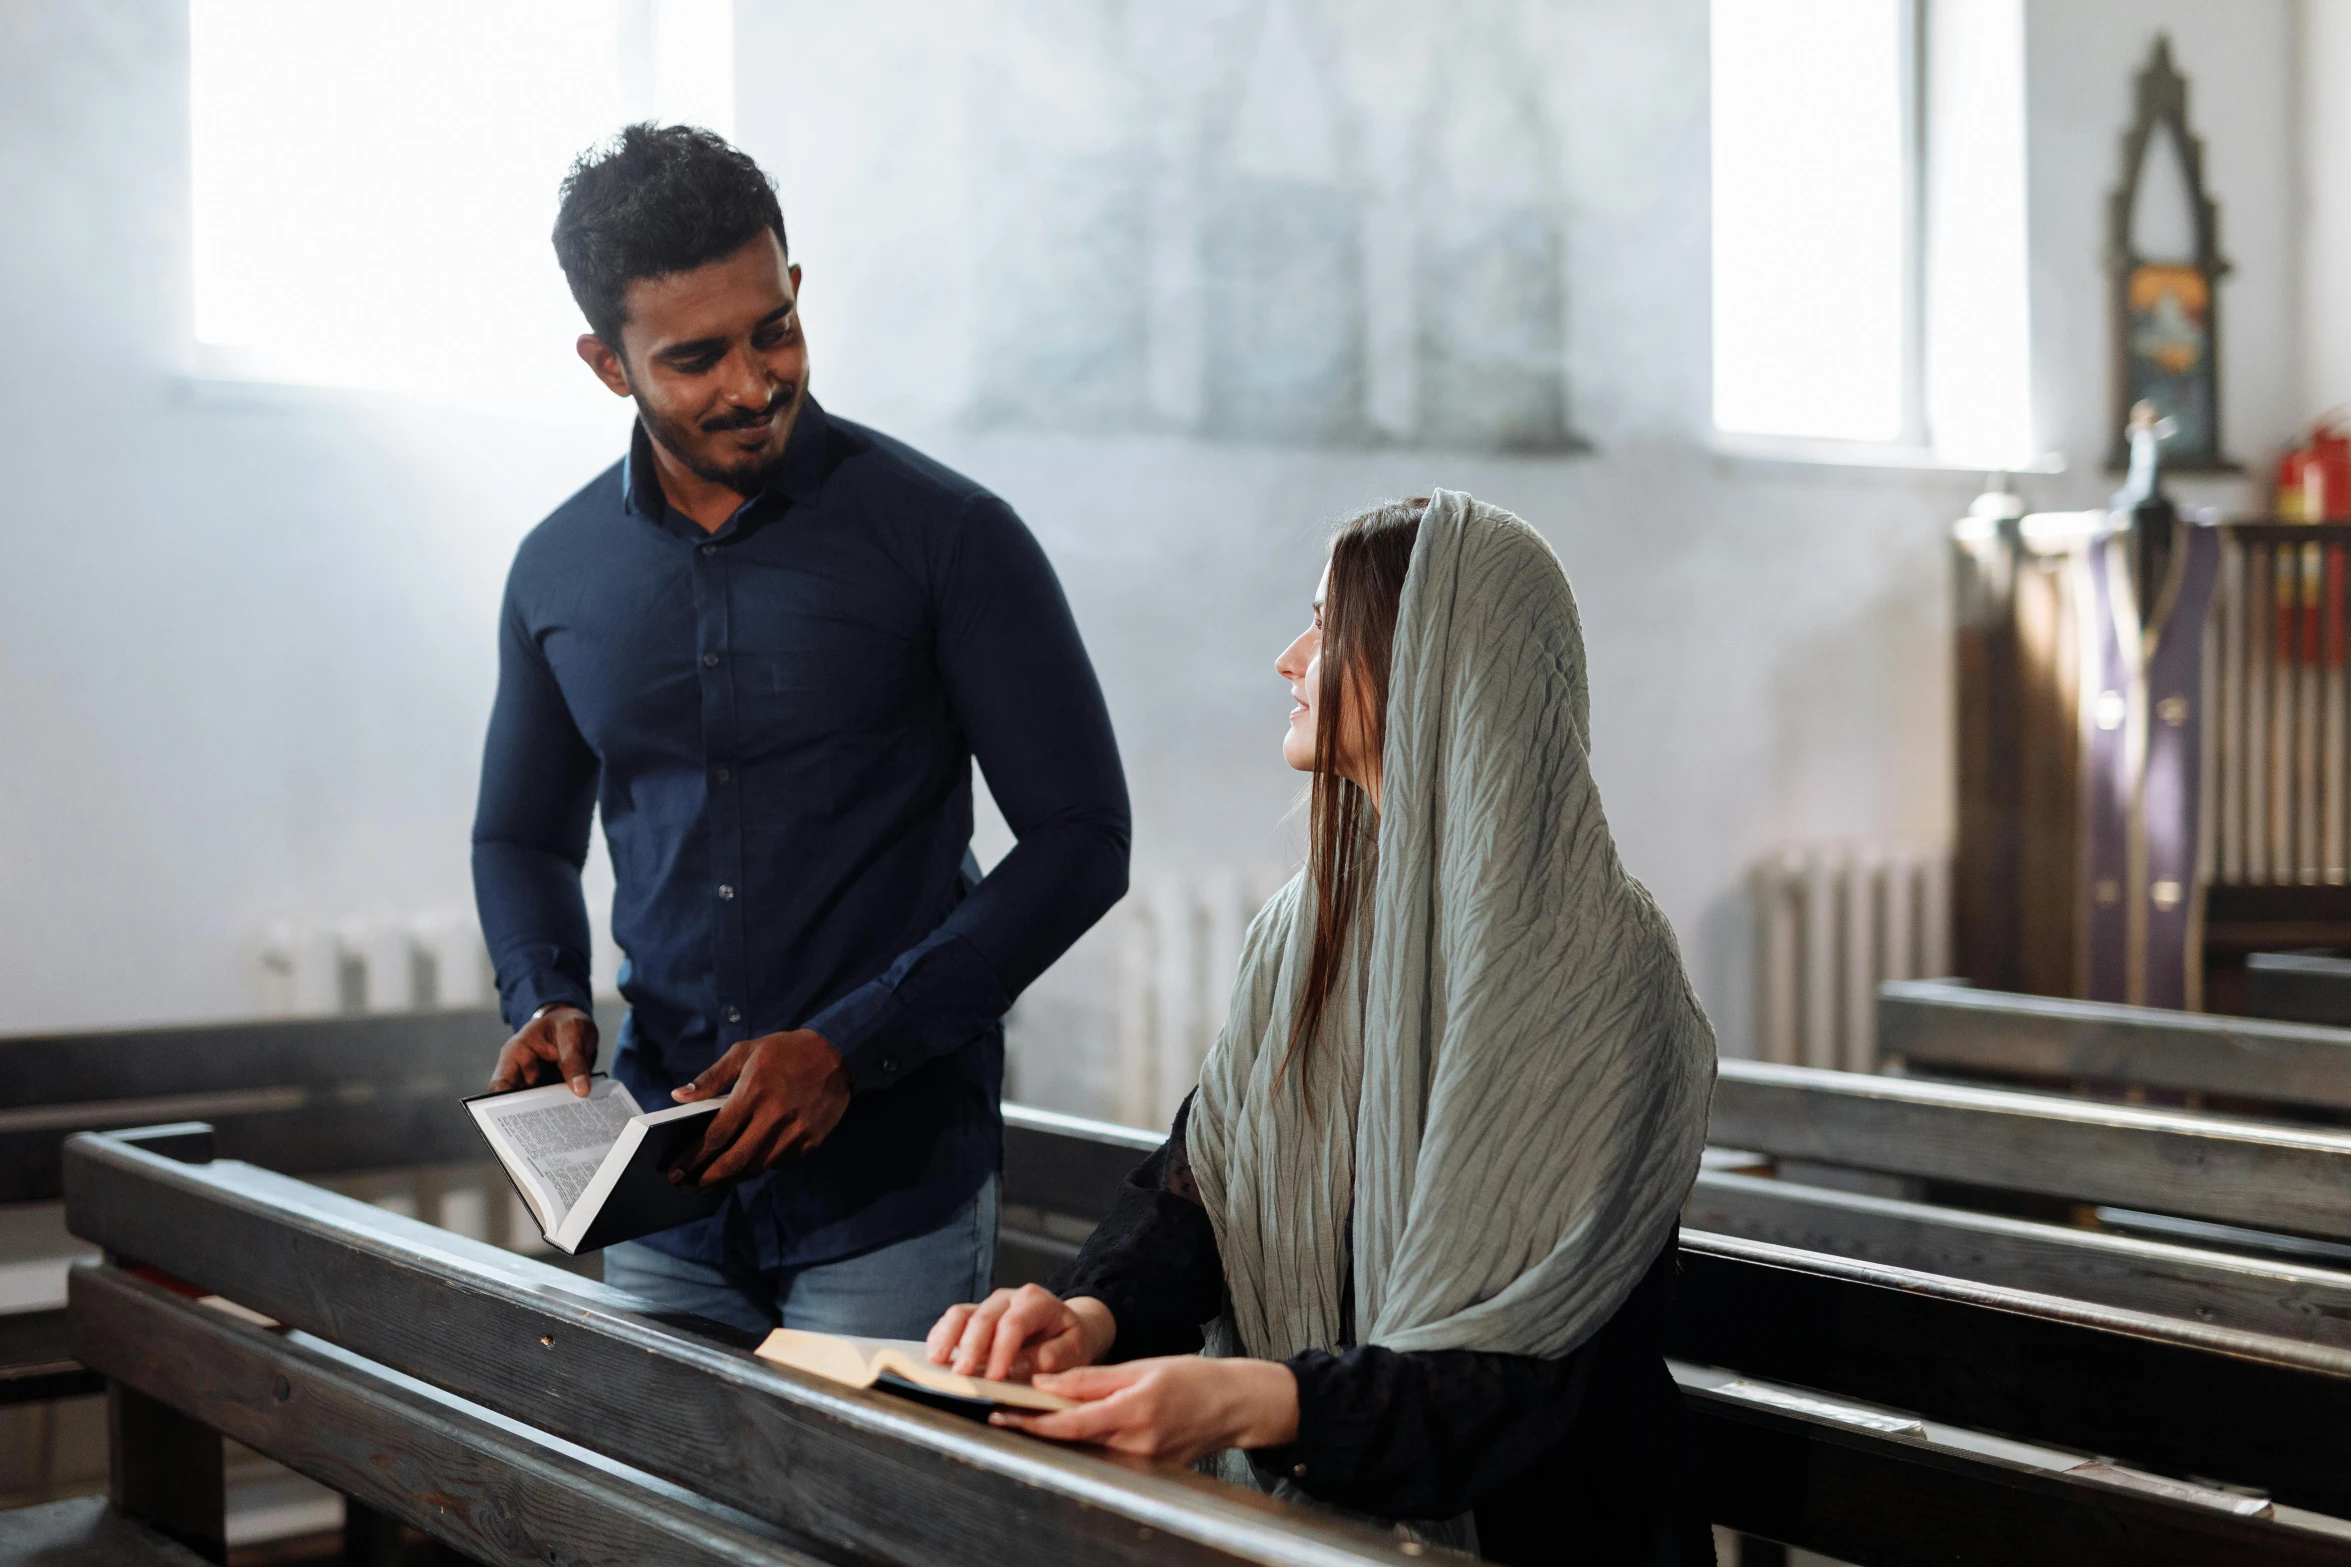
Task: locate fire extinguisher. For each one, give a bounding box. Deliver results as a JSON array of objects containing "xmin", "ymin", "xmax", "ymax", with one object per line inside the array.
[{"xmin": 2277, "ymin": 414, "xmax": 2351, "ymax": 522}]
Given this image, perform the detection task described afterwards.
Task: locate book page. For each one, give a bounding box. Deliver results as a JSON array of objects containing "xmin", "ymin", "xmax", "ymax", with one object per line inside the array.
[
  {"xmin": 553, "ymin": 1097, "xmax": 728, "ymax": 1255},
  {"xmin": 472, "ymin": 1079, "xmax": 640, "ymax": 1230}
]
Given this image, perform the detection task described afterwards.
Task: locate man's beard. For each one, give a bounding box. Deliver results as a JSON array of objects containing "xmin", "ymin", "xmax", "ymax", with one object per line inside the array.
[{"xmin": 637, "ymin": 381, "xmax": 801, "ymax": 497}]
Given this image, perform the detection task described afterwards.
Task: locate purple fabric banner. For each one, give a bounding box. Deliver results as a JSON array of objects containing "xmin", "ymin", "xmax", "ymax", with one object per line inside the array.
[{"xmin": 2078, "ymin": 522, "xmax": 2221, "ymax": 1007}]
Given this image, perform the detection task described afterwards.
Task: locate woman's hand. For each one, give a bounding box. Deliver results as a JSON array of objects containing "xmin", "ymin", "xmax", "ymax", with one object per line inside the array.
[
  {"xmin": 990, "ymin": 1356, "xmax": 1300, "ymax": 1468},
  {"xmin": 927, "ymin": 1285, "xmax": 1116, "ymax": 1382}
]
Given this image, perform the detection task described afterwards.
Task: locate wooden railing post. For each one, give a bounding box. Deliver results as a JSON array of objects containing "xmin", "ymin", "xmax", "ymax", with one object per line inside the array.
[
  {"xmin": 107, "ymin": 1380, "xmax": 224, "ymax": 1563},
  {"xmin": 344, "ymin": 1499, "xmax": 409, "ymax": 1567}
]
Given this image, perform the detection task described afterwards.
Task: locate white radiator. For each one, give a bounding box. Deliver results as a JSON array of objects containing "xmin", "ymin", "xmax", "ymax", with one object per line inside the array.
[
  {"xmin": 253, "ymin": 910, "xmax": 499, "ymax": 1016},
  {"xmin": 1109, "ymin": 866, "xmax": 1290, "ymax": 1129},
  {"xmin": 1751, "ymin": 846, "xmax": 1951, "ymax": 1072},
  {"xmin": 251, "ymin": 909, "xmax": 628, "ymax": 1017}
]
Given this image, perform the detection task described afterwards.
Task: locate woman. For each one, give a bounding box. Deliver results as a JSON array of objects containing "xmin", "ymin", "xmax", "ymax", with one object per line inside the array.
[{"xmin": 927, "ymin": 491, "xmax": 1718, "ymax": 1563}]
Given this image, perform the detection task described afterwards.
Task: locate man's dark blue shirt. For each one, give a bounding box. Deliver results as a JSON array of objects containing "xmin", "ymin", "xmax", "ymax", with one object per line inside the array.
[{"xmin": 471, "ymin": 398, "xmax": 1129, "ymax": 1269}]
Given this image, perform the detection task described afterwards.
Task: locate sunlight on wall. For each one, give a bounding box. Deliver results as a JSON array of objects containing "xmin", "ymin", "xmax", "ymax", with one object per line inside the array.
[
  {"xmin": 1923, "ymin": 0, "xmax": 2036, "ymax": 471},
  {"xmin": 189, "ymin": 0, "xmax": 731, "ymax": 408},
  {"xmin": 1709, "ymin": 0, "xmax": 1908, "ymax": 444}
]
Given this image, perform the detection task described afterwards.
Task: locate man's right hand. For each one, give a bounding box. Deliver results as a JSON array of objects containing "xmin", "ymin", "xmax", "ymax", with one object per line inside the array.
[
  {"xmin": 926, "ymin": 1285, "xmax": 1116, "ymax": 1383},
  {"xmin": 489, "ymin": 1004, "xmax": 600, "ymax": 1096}
]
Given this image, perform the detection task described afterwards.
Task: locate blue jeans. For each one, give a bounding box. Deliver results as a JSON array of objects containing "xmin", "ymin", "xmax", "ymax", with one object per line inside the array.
[{"xmin": 601, "ymin": 1175, "xmax": 999, "ymax": 1341}]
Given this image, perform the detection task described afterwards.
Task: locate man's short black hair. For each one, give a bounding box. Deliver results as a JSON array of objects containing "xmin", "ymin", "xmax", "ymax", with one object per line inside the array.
[{"xmin": 552, "ymin": 123, "xmax": 788, "ymax": 353}]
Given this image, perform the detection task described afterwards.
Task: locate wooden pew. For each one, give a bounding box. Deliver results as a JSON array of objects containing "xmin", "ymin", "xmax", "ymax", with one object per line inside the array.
[
  {"xmin": 1876, "ymin": 977, "xmax": 2351, "ymax": 1116},
  {"xmin": 1685, "ymin": 1167, "xmax": 2351, "ymax": 1349},
  {"xmin": 996, "ymin": 1109, "xmax": 2351, "ymax": 1565},
  {"xmin": 62, "ymin": 1122, "xmax": 1418, "ymax": 1567},
  {"xmin": 1709, "ymin": 1056, "xmax": 2351, "ymax": 1240},
  {"xmin": 2250, "ymin": 952, "xmax": 2351, "ymax": 1029},
  {"xmin": 0, "ymin": 1004, "xmax": 620, "ymax": 1409}
]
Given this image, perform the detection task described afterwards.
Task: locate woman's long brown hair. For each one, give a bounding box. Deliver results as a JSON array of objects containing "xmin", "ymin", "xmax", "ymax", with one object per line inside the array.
[{"xmin": 1286, "ymin": 498, "xmax": 1427, "ymax": 1086}]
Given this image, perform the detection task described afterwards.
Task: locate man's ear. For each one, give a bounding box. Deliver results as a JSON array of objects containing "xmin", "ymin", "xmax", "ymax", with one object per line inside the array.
[{"xmin": 577, "ymin": 333, "xmax": 632, "ymax": 397}]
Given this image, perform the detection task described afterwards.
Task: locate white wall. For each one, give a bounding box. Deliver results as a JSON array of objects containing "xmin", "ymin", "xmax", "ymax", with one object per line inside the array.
[
  {"xmin": 0, "ymin": 0, "xmax": 2318, "ymax": 1068},
  {"xmin": 0, "ymin": 1, "xmax": 629, "ymax": 1031},
  {"xmin": 2304, "ymin": 0, "xmax": 2351, "ymax": 418}
]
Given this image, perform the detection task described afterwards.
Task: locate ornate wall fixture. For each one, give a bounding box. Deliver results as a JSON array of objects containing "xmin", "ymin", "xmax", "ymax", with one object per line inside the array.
[{"xmin": 2105, "ymin": 34, "xmax": 2232, "ymax": 472}]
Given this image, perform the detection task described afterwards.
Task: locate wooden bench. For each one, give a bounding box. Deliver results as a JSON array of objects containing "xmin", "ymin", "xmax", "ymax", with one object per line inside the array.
[
  {"xmin": 57, "ymin": 1089, "xmax": 2351, "ymax": 1565},
  {"xmin": 1686, "ymin": 1165, "xmax": 2351, "ymax": 1349},
  {"xmin": 0, "ymin": 1004, "xmax": 620, "ymax": 1411},
  {"xmin": 1710, "ymin": 1055, "xmax": 2351, "ymax": 1240},
  {"xmin": 61, "ymin": 1121, "xmax": 1419, "ymax": 1567},
  {"xmin": 996, "ymin": 1108, "xmax": 2351, "ymax": 1565},
  {"xmin": 2251, "ymin": 952, "xmax": 2351, "ymax": 1029},
  {"xmin": 1702, "ymin": 1052, "xmax": 2351, "ymax": 1317},
  {"xmin": 1875, "ymin": 978, "xmax": 2351, "ymax": 1118}
]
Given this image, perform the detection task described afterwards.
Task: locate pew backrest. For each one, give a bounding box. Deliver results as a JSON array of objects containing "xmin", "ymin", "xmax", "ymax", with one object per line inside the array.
[
  {"xmin": 1670, "ymin": 1228, "xmax": 2351, "ymax": 1520},
  {"xmin": 0, "ymin": 1004, "xmax": 621, "ymax": 1409},
  {"xmin": 0, "ymin": 1004, "xmax": 623, "ymax": 1203},
  {"xmin": 1687, "ymin": 1167, "xmax": 2351, "ymax": 1349},
  {"xmin": 1711, "ymin": 1056, "xmax": 2351, "ymax": 1240},
  {"xmin": 1877, "ymin": 978, "xmax": 2351, "ymax": 1114},
  {"xmin": 2250, "ymin": 953, "xmax": 2351, "ymax": 1029}
]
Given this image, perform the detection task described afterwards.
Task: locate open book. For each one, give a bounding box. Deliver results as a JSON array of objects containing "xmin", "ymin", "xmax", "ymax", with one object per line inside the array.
[
  {"xmin": 755, "ymin": 1329, "xmax": 1078, "ymax": 1417},
  {"xmin": 466, "ymin": 1076, "xmax": 730, "ymax": 1255}
]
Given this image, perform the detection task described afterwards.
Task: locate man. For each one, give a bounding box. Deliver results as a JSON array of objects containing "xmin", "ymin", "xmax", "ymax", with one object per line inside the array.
[{"xmin": 472, "ymin": 124, "xmax": 1129, "ymax": 1339}]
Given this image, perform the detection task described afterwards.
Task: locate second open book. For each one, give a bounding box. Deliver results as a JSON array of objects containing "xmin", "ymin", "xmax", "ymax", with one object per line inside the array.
[
  {"xmin": 756, "ymin": 1330, "xmax": 1077, "ymax": 1415},
  {"xmin": 466, "ymin": 1075, "xmax": 730, "ymax": 1255}
]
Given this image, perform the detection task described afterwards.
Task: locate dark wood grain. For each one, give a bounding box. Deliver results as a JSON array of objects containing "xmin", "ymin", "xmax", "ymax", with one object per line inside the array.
[
  {"xmin": 1003, "ymin": 1105, "xmax": 1157, "ymax": 1222},
  {"xmin": 1879, "ymin": 979, "xmax": 2351, "ymax": 1110},
  {"xmin": 72, "ymin": 1262, "xmax": 825, "ymax": 1567},
  {"xmin": 1671, "ymin": 1230, "xmax": 2351, "ymax": 1518},
  {"xmin": 62, "ymin": 1131, "xmax": 1415, "ymax": 1567},
  {"xmin": 109, "ymin": 1381, "xmax": 225, "ymax": 1563},
  {"xmin": 1711, "ymin": 1058, "xmax": 2351, "ymax": 1239},
  {"xmin": 1684, "ymin": 1381, "xmax": 2351, "ymax": 1566},
  {"xmin": 2250, "ymin": 954, "xmax": 2351, "ymax": 1028},
  {"xmin": 1688, "ymin": 1170, "xmax": 2351, "ymax": 1348}
]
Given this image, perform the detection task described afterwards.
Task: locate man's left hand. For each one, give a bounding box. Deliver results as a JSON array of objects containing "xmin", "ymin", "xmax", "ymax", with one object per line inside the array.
[{"xmin": 670, "ymin": 1028, "xmax": 852, "ymax": 1186}]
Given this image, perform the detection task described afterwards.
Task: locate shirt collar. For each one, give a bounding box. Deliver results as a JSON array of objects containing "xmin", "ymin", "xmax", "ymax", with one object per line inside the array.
[{"xmin": 618, "ymin": 395, "xmax": 832, "ymax": 532}]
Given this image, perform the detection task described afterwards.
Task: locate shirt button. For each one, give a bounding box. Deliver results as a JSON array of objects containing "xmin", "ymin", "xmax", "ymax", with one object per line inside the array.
[
  {"xmin": 703, "ymin": 652, "xmax": 720, "ymax": 667},
  {"xmin": 881, "ymin": 1058, "xmax": 899, "ymax": 1074},
  {"xmin": 1292, "ymin": 1462, "xmax": 1308, "ymax": 1480},
  {"xmin": 715, "ymin": 767, "xmax": 731, "ymax": 783},
  {"xmin": 700, "ymin": 544, "xmax": 716, "ymax": 556},
  {"xmin": 725, "ymin": 1006, "xmax": 742, "ymax": 1023},
  {"xmin": 717, "ymin": 884, "xmax": 735, "ymax": 900}
]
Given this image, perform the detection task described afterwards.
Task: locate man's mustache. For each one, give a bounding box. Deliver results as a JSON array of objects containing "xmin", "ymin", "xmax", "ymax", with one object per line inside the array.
[{"xmin": 701, "ymin": 387, "xmax": 795, "ymax": 433}]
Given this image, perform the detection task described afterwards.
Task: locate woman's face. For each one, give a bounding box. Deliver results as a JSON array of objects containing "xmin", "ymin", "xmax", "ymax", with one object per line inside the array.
[{"xmin": 1275, "ymin": 563, "xmax": 1331, "ymax": 774}]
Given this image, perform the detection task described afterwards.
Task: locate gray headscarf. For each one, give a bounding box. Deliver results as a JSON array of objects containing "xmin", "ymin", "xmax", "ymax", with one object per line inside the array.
[{"xmin": 1188, "ymin": 490, "xmax": 1717, "ymax": 1390}]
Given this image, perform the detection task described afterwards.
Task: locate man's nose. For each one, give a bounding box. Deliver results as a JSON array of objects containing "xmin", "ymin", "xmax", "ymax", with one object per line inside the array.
[{"xmin": 717, "ymin": 345, "xmax": 771, "ymax": 407}]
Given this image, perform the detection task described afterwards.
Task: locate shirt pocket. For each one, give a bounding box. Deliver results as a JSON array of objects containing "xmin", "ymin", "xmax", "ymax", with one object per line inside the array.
[{"xmin": 739, "ymin": 625, "xmax": 919, "ymax": 820}]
